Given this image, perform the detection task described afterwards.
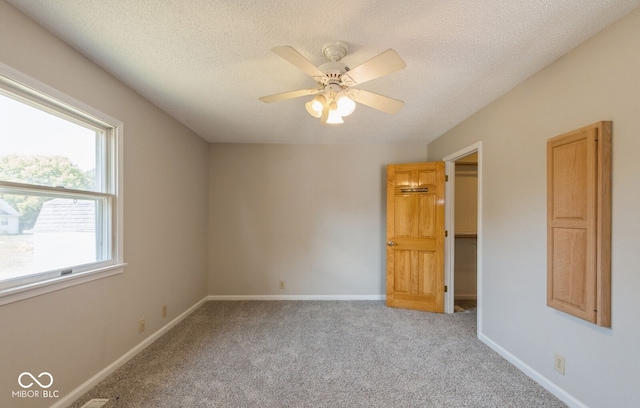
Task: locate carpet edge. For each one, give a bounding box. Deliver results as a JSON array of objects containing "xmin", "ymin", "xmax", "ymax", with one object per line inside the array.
[{"xmin": 207, "ymin": 294, "xmax": 386, "ymax": 301}]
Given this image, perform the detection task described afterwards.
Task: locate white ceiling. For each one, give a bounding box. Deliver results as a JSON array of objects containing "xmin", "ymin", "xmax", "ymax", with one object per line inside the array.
[{"xmin": 7, "ymin": 0, "xmax": 640, "ymax": 145}]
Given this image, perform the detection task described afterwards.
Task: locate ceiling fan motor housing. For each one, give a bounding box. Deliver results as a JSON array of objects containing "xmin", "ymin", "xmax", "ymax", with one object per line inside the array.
[{"xmin": 318, "ymin": 61, "xmax": 348, "ymax": 88}]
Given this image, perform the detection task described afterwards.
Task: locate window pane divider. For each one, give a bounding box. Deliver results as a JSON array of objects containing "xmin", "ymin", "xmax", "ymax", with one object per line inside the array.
[{"xmin": 0, "ymin": 181, "xmax": 114, "ymax": 200}]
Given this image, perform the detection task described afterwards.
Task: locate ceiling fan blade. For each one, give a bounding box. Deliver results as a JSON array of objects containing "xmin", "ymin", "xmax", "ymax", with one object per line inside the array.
[
  {"xmin": 342, "ymin": 49, "xmax": 406, "ymax": 86},
  {"xmin": 351, "ymin": 90, "xmax": 405, "ymax": 115},
  {"xmin": 271, "ymin": 46, "xmax": 327, "ymax": 81},
  {"xmin": 259, "ymin": 88, "xmax": 318, "ymax": 103}
]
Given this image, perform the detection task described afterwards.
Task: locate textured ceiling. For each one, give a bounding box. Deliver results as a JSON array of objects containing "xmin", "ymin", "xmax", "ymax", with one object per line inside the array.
[{"xmin": 7, "ymin": 0, "xmax": 640, "ymax": 144}]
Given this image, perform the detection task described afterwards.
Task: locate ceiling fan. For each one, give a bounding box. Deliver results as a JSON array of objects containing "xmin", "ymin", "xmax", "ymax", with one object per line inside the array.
[{"xmin": 259, "ymin": 41, "xmax": 406, "ymax": 124}]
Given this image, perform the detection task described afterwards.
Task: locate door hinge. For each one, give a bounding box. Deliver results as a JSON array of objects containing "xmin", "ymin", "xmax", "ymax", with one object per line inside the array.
[
  {"xmin": 445, "ymin": 230, "xmax": 448, "ymax": 237},
  {"xmin": 444, "ymin": 285, "xmax": 448, "ymax": 293},
  {"xmin": 445, "ymin": 174, "xmax": 449, "ymax": 182}
]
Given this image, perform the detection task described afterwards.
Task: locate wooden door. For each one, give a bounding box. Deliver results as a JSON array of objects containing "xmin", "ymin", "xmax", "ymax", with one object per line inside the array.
[
  {"xmin": 547, "ymin": 121, "xmax": 611, "ymax": 326},
  {"xmin": 386, "ymin": 162, "xmax": 446, "ymax": 312}
]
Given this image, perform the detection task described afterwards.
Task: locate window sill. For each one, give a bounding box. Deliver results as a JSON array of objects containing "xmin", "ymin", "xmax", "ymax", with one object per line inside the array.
[{"xmin": 0, "ymin": 263, "xmax": 127, "ymax": 306}]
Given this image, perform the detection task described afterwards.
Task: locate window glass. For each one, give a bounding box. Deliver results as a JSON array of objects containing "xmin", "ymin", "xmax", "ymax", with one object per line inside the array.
[
  {"xmin": 0, "ymin": 93, "xmax": 100, "ymax": 191},
  {"xmin": 0, "ymin": 193, "xmax": 111, "ymax": 288}
]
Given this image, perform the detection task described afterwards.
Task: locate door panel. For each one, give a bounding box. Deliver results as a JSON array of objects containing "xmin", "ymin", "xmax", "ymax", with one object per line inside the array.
[
  {"xmin": 418, "ymin": 170, "xmax": 436, "ymax": 186},
  {"xmin": 394, "ymin": 196, "xmax": 413, "ymax": 236},
  {"xmin": 386, "ymin": 162, "xmax": 445, "ymax": 313},
  {"xmin": 418, "ymin": 195, "xmax": 436, "ymax": 237},
  {"xmin": 394, "ymin": 250, "xmax": 411, "ymax": 293},
  {"xmin": 551, "ymin": 228, "xmax": 588, "ymax": 309},
  {"xmin": 419, "ymin": 252, "xmax": 437, "ymax": 295}
]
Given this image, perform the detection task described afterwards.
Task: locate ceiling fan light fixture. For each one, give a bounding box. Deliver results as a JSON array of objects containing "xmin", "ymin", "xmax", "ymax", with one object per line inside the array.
[
  {"xmin": 325, "ymin": 98, "xmax": 344, "ymax": 125},
  {"xmin": 305, "ymin": 101, "xmax": 322, "ymax": 118},
  {"xmin": 305, "ymin": 94, "xmax": 327, "ymax": 118},
  {"xmin": 336, "ymin": 92, "xmax": 356, "ymax": 116},
  {"xmin": 325, "ymin": 107, "xmax": 344, "ymax": 124}
]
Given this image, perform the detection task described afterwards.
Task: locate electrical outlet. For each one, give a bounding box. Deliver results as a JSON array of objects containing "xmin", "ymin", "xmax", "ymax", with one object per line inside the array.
[
  {"xmin": 162, "ymin": 305, "xmax": 167, "ymax": 318},
  {"xmin": 554, "ymin": 353, "xmax": 565, "ymax": 375},
  {"xmin": 138, "ymin": 318, "xmax": 145, "ymax": 333},
  {"xmin": 279, "ymin": 280, "xmax": 285, "ymax": 290}
]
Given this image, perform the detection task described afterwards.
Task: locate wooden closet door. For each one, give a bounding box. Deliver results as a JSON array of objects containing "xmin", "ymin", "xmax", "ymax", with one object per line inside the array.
[{"xmin": 547, "ymin": 121, "xmax": 611, "ymax": 327}]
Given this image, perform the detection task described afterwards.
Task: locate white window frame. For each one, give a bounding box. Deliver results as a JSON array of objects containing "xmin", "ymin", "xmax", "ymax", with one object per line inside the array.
[{"xmin": 0, "ymin": 63, "xmax": 125, "ymax": 306}]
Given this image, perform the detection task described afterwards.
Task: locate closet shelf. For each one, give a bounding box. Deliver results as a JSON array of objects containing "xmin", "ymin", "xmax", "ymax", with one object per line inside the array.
[{"xmin": 455, "ymin": 233, "xmax": 477, "ymax": 238}]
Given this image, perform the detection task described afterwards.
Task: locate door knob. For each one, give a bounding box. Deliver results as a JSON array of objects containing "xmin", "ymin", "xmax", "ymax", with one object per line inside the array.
[{"xmin": 387, "ymin": 241, "xmax": 397, "ymax": 246}]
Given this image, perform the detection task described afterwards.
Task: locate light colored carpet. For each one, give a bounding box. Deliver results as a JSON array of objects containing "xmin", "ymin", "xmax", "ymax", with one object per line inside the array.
[{"xmin": 69, "ymin": 301, "xmax": 566, "ymax": 407}]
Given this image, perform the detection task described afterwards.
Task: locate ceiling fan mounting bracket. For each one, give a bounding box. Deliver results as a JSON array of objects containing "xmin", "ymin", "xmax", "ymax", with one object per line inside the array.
[{"xmin": 322, "ymin": 41, "xmax": 348, "ymax": 62}]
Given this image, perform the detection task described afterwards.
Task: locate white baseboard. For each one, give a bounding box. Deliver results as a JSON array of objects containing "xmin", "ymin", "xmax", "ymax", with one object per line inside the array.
[
  {"xmin": 207, "ymin": 294, "xmax": 386, "ymax": 301},
  {"xmin": 51, "ymin": 296, "xmax": 209, "ymax": 408},
  {"xmin": 478, "ymin": 333, "xmax": 588, "ymax": 408}
]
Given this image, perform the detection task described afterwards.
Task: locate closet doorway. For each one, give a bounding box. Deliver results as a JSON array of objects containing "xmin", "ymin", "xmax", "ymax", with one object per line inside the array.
[
  {"xmin": 452, "ymin": 153, "xmax": 478, "ymax": 313},
  {"xmin": 443, "ymin": 142, "xmax": 482, "ymax": 334}
]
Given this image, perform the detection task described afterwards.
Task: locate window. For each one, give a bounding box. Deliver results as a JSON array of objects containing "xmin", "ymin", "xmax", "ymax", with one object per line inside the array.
[{"xmin": 0, "ymin": 63, "xmax": 124, "ymax": 305}]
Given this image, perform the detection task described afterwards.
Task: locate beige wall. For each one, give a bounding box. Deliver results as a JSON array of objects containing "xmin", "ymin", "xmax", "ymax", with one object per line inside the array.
[
  {"xmin": 0, "ymin": 2, "xmax": 209, "ymax": 407},
  {"xmin": 208, "ymin": 144, "xmax": 426, "ymax": 297},
  {"xmin": 428, "ymin": 6, "xmax": 640, "ymax": 407}
]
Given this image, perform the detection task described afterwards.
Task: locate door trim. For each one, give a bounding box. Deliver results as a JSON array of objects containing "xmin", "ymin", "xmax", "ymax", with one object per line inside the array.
[{"xmin": 443, "ymin": 142, "xmax": 482, "ymax": 335}]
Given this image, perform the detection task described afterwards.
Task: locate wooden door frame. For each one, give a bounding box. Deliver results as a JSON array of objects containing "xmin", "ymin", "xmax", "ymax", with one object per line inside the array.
[{"xmin": 443, "ymin": 142, "xmax": 482, "ymax": 335}]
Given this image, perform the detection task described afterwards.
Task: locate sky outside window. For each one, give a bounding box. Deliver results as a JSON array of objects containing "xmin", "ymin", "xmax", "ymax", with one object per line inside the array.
[{"xmin": 0, "ymin": 92, "xmax": 96, "ymax": 172}]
